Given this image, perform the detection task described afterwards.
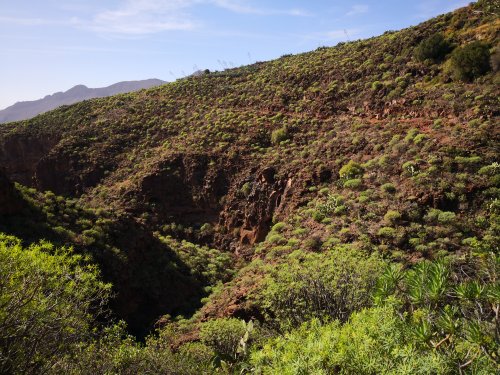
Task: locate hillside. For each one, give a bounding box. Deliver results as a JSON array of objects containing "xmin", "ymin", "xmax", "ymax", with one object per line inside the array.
[
  {"xmin": 0, "ymin": 79, "xmax": 165, "ymax": 123},
  {"xmin": 0, "ymin": 1, "xmax": 499, "ymax": 373}
]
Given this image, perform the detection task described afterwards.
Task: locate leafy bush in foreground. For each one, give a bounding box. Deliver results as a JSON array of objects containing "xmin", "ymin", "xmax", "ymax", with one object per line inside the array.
[
  {"xmin": 200, "ymin": 318, "xmax": 248, "ymax": 361},
  {"xmin": 374, "ymin": 256, "xmax": 499, "ymax": 372},
  {"xmin": 257, "ymin": 246, "xmax": 385, "ymax": 329},
  {"xmin": 251, "ymin": 307, "xmax": 451, "ymax": 374},
  {"xmin": 0, "ymin": 234, "xmax": 111, "ymax": 375},
  {"xmin": 54, "ymin": 322, "xmax": 214, "ymax": 375},
  {"xmin": 251, "ymin": 254, "xmax": 499, "ymax": 374}
]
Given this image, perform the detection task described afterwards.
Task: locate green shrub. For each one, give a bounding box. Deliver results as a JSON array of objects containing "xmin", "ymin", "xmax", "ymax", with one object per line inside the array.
[
  {"xmin": 271, "ymin": 127, "xmax": 289, "ymax": 145},
  {"xmin": 312, "ymin": 210, "xmax": 325, "ymax": 222},
  {"xmin": 271, "ymin": 222, "xmax": 286, "ymax": 232},
  {"xmin": 254, "ymin": 254, "xmax": 499, "ymax": 375},
  {"xmin": 267, "ymin": 233, "xmax": 287, "ymax": 245},
  {"xmin": 377, "ymin": 226, "xmax": 396, "ymax": 238},
  {"xmin": 343, "ymin": 178, "xmax": 362, "ymax": 189},
  {"xmin": 258, "ymin": 247, "xmax": 385, "ymax": 329},
  {"xmin": 251, "ymin": 307, "xmax": 452, "ymax": 374},
  {"xmin": 384, "ymin": 210, "xmax": 402, "ymax": 224},
  {"xmin": 425, "ymin": 209, "xmax": 456, "ymax": 225},
  {"xmin": 381, "ymin": 182, "xmax": 396, "ymax": 193},
  {"xmin": 402, "ymin": 161, "xmax": 418, "ymax": 176},
  {"xmin": 371, "ymin": 81, "xmax": 383, "ymax": 91},
  {"xmin": 339, "ymin": 160, "xmax": 364, "ymax": 180},
  {"xmin": 199, "ymin": 318, "xmax": 247, "ymax": 360},
  {"xmin": 373, "ymin": 257, "xmax": 499, "ymax": 373},
  {"xmin": 479, "ymin": 162, "xmax": 500, "ymax": 176},
  {"xmin": 455, "ymin": 155, "xmax": 482, "ymax": 166},
  {"xmin": 199, "ymin": 222, "xmax": 213, "ymax": 235},
  {"xmin": 414, "ymin": 33, "xmax": 452, "ymax": 62},
  {"xmin": 319, "ymin": 187, "xmax": 330, "ymax": 196},
  {"xmin": 316, "ymin": 193, "xmax": 345, "ymax": 216},
  {"xmin": 240, "ymin": 182, "xmax": 252, "ymax": 197},
  {"xmin": 437, "ymin": 210, "xmax": 456, "ymax": 225},
  {"xmin": 158, "ymin": 236, "xmax": 234, "ymax": 285},
  {"xmin": 413, "ymin": 133, "xmax": 427, "ymax": 144},
  {"xmin": 56, "ymin": 322, "xmax": 215, "ymax": 374},
  {"xmin": 450, "ymin": 41, "xmax": 491, "ymax": 82}
]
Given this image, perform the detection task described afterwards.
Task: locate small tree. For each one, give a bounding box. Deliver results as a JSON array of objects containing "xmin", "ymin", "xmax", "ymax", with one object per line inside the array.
[
  {"xmin": 414, "ymin": 33, "xmax": 452, "ymax": 62},
  {"xmin": 449, "ymin": 41, "xmax": 491, "ymax": 81}
]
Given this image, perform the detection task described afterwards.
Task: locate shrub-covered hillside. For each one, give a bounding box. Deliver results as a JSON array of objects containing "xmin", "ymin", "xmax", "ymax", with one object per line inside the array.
[{"xmin": 0, "ymin": 1, "xmax": 498, "ymax": 373}]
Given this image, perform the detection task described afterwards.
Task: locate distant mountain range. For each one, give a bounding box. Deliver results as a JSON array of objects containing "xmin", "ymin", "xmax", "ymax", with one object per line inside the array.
[{"xmin": 0, "ymin": 79, "xmax": 166, "ymax": 123}]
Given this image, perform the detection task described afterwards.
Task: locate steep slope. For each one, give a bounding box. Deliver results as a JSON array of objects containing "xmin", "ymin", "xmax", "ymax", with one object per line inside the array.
[
  {"xmin": 0, "ymin": 79, "xmax": 165, "ymax": 123},
  {"xmin": 0, "ymin": 0, "xmax": 498, "ymax": 342}
]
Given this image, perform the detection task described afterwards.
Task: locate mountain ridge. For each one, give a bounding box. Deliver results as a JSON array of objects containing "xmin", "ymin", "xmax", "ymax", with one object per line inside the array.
[{"xmin": 0, "ymin": 78, "xmax": 166, "ymax": 123}]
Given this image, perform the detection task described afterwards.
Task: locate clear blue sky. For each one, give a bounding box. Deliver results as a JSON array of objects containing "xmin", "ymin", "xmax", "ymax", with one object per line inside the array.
[{"xmin": 0, "ymin": 0, "xmax": 470, "ymax": 109}]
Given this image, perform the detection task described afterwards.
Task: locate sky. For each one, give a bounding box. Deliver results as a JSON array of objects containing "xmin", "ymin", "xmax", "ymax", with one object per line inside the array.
[{"xmin": 0, "ymin": 0, "xmax": 471, "ymax": 109}]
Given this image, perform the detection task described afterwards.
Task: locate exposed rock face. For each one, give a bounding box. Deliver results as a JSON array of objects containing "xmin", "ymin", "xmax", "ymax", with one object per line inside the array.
[
  {"xmin": 0, "ymin": 134, "xmax": 59, "ymax": 187},
  {"xmin": 139, "ymin": 154, "xmax": 229, "ymax": 223},
  {"xmin": 217, "ymin": 166, "xmax": 295, "ymax": 256},
  {"xmin": 0, "ymin": 133, "xmax": 111, "ymax": 196},
  {"xmin": 0, "ymin": 170, "xmax": 23, "ymax": 215},
  {"xmin": 118, "ymin": 155, "xmax": 296, "ymax": 256}
]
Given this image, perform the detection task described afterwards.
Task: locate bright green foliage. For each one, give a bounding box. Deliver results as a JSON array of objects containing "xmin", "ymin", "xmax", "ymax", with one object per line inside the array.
[
  {"xmin": 199, "ymin": 318, "xmax": 248, "ymax": 361},
  {"xmin": 271, "ymin": 222, "xmax": 286, "ymax": 232},
  {"xmin": 374, "ymin": 256, "xmax": 499, "ymax": 372},
  {"xmin": 252, "ymin": 256, "xmax": 499, "ymax": 374},
  {"xmin": 251, "ymin": 307, "xmax": 451, "ymax": 374},
  {"xmin": 54, "ymin": 322, "xmax": 215, "ymax": 375},
  {"xmin": 425, "ymin": 208, "xmax": 457, "ymax": 225},
  {"xmin": 414, "ymin": 33, "xmax": 452, "ymax": 62},
  {"xmin": 371, "ymin": 81, "xmax": 383, "ymax": 90},
  {"xmin": 378, "ymin": 226, "xmax": 397, "ymax": 238},
  {"xmin": 343, "ymin": 178, "xmax": 362, "ymax": 189},
  {"xmin": 258, "ymin": 247, "xmax": 385, "ymax": 329},
  {"xmin": 450, "ymin": 41, "xmax": 492, "ymax": 81},
  {"xmin": 0, "ymin": 2, "xmax": 497, "ymax": 373},
  {"xmin": 0, "ymin": 234, "xmax": 111, "ymax": 375},
  {"xmin": 316, "ymin": 193, "xmax": 345, "ymax": 217},
  {"xmin": 339, "ymin": 160, "xmax": 364, "ymax": 180}
]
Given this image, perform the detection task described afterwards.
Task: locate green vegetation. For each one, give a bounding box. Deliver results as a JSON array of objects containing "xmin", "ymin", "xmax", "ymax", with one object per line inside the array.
[
  {"xmin": 415, "ymin": 33, "xmax": 452, "ymax": 62},
  {"xmin": 0, "ymin": 234, "xmax": 111, "ymax": 374},
  {"xmin": 251, "ymin": 307, "xmax": 452, "ymax": 374},
  {"xmin": 199, "ymin": 318, "xmax": 248, "ymax": 361},
  {"xmin": 270, "ymin": 126, "xmax": 289, "ymax": 145},
  {"xmin": 339, "ymin": 160, "xmax": 364, "ymax": 180},
  {"xmin": 0, "ymin": 2, "xmax": 498, "ymax": 374},
  {"xmin": 450, "ymin": 41, "xmax": 492, "ymax": 81},
  {"xmin": 257, "ymin": 247, "xmax": 385, "ymax": 329}
]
